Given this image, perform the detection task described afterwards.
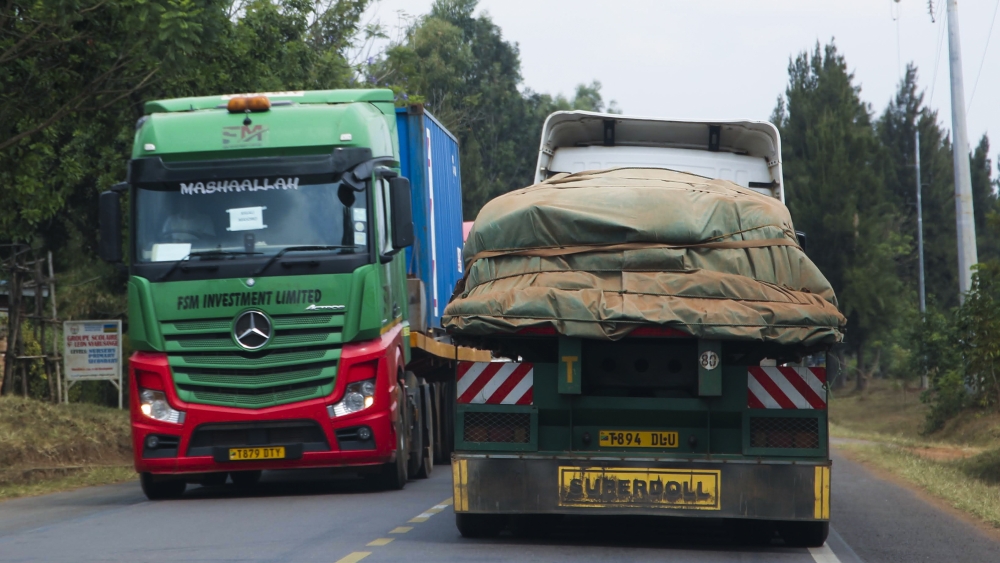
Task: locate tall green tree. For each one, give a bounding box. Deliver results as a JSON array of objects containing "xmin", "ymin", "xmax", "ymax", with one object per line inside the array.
[
  {"xmin": 970, "ymin": 136, "xmax": 999, "ymax": 263},
  {"xmin": 379, "ymin": 0, "xmax": 526, "ymax": 216},
  {"xmin": 876, "ymin": 65, "xmax": 960, "ymax": 310},
  {"xmin": 773, "ymin": 42, "xmax": 910, "ymax": 386},
  {"xmin": 1, "ymin": 0, "xmax": 372, "ymax": 403}
]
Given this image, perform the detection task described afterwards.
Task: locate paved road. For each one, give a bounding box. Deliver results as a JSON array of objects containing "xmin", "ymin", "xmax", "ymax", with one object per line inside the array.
[{"xmin": 1, "ymin": 451, "xmax": 998, "ymax": 563}]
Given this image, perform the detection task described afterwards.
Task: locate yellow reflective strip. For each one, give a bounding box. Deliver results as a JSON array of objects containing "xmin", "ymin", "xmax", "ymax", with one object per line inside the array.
[
  {"xmin": 814, "ymin": 466, "xmax": 823, "ymax": 519},
  {"xmin": 389, "ymin": 527, "xmax": 412, "ymax": 534},
  {"xmin": 814, "ymin": 466, "xmax": 830, "ymax": 520},
  {"xmin": 458, "ymin": 459, "xmax": 469, "ymax": 511},
  {"xmin": 452, "ymin": 460, "xmax": 463, "ymax": 513},
  {"xmin": 822, "ymin": 466, "xmax": 831, "ymax": 519}
]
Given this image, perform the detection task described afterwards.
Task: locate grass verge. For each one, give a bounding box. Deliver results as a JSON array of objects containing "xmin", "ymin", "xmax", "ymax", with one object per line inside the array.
[
  {"xmin": 829, "ymin": 379, "xmax": 1000, "ymax": 448},
  {"xmin": 0, "ymin": 466, "xmax": 135, "ymax": 501},
  {"xmin": 0, "ymin": 396, "xmax": 135, "ymax": 501},
  {"xmin": 838, "ymin": 442, "xmax": 1000, "ymax": 528},
  {"xmin": 830, "ymin": 379, "xmax": 1000, "ymax": 528}
]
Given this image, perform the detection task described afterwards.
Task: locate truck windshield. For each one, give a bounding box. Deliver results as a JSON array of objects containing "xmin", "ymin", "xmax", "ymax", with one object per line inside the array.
[{"xmin": 133, "ymin": 175, "xmax": 368, "ymax": 262}]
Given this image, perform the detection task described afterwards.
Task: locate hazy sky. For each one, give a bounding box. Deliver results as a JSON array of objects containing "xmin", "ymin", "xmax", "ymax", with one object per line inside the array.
[{"xmin": 366, "ymin": 0, "xmax": 1000, "ymax": 162}]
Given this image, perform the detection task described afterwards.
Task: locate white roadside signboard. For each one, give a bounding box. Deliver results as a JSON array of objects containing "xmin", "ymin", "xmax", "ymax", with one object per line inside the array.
[{"xmin": 64, "ymin": 320, "xmax": 123, "ymax": 408}]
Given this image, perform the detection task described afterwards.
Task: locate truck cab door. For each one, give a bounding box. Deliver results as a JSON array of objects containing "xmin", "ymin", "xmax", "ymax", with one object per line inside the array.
[{"xmin": 374, "ymin": 178, "xmax": 396, "ymax": 323}]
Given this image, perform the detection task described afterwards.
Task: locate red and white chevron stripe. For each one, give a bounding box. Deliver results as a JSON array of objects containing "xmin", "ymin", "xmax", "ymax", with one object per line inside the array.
[
  {"xmin": 748, "ymin": 366, "xmax": 827, "ymax": 409},
  {"xmin": 457, "ymin": 362, "xmax": 533, "ymax": 405}
]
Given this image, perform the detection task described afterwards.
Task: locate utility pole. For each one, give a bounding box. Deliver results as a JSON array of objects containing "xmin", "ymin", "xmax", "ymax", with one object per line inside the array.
[
  {"xmin": 946, "ymin": 0, "xmax": 978, "ymax": 301},
  {"xmin": 916, "ymin": 130, "xmax": 929, "ymax": 390},
  {"xmin": 916, "ymin": 130, "xmax": 926, "ymax": 315}
]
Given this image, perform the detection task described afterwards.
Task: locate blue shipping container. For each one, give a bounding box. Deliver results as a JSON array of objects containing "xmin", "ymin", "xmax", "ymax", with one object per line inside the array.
[{"xmin": 397, "ymin": 106, "xmax": 464, "ymax": 333}]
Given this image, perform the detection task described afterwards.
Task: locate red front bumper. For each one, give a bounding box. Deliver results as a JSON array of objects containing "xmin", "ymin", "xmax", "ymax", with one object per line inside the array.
[{"xmin": 130, "ymin": 327, "xmax": 404, "ymax": 476}]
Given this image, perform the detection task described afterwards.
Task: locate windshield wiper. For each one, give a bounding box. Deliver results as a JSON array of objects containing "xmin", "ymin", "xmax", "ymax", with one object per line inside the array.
[
  {"xmin": 253, "ymin": 245, "xmax": 355, "ymax": 276},
  {"xmin": 156, "ymin": 250, "xmax": 262, "ymax": 281}
]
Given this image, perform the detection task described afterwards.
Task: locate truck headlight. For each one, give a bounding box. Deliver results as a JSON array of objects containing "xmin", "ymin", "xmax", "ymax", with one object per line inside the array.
[
  {"xmin": 140, "ymin": 389, "xmax": 185, "ymax": 424},
  {"xmin": 328, "ymin": 378, "xmax": 376, "ymax": 417}
]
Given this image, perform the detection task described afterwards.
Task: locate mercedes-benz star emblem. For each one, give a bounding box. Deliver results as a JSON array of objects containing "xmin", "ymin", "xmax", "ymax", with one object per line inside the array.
[{"xmin": 233, "ymin": 310, "xmax": 272, "ymax": 350}]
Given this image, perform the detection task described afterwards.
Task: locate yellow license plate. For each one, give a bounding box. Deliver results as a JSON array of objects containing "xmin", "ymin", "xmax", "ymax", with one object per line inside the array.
[
  {"xmin": 599, "ymin": 430, "xmax": 679, "ymax": 448},
  {"xmin": 228, "ymin": 447, "xmax": 285, "ymax": 461},
  {"xmin": 558, "ymin": 467, "xmax": 721, "ymax": 510}
]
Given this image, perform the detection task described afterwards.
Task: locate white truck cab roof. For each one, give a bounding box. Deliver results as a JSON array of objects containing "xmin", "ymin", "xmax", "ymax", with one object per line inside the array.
[{"xmin": 534, "ymin": 111, "xmax": 785, "ymax": 202}]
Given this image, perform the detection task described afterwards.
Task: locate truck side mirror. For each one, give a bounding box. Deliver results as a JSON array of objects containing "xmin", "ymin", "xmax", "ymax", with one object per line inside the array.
[
  {"xmin": 389, "ymin": 177, "xmax": 414, "ymax": 249},
  {"xmin": 795, "ymin": 230, "xmax": 807, "ymax": 253},
  {"xmin": 99, "ymin": 190, "xmax": 123, "ymax": 262}
]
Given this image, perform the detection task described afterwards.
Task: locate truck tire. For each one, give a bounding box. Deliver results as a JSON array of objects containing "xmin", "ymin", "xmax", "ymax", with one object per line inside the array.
[
  {"xmin": 779, "ymin": 521, "xmax": 829, "ymax": 548},
  {"xmin": 405, "ymin": 372, "xmax": 425, "ymax": 478},
  {"xmin": 436, "ymin": 379, "xmax": 455, "ymax": 464},
  {"xmin": 231, "ymin": 470, "xmax": 262, "ymax": 489},
  {"xmin": 455, "ymin": 513, "xmax": 506, "ymax": 538},
  {"xmin": 368, "ymin": 418, "xmax": 408, "ymax": 490},
  {"xmin": 140, "ymin": 472, "xmax": 186, "ymax": 500},
  {"xmin": 414, "ymin": 384, "xmax": 433, "ymax": 479}
]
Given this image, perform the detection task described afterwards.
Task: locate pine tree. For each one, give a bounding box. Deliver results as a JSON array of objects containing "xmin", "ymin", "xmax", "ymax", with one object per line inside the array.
[
  {"xmin": 774, "ymin": 42, "xmax": 910, "ymax": 388},
  {"xmin": 876, "ymin": 64, "xmax": 960, "ymax": 310}
]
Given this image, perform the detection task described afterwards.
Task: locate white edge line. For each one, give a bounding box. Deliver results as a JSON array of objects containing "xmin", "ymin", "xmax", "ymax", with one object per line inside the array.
[{"xmin": 809, "ymin": 543, "xmax": 843, "ymax": 563}]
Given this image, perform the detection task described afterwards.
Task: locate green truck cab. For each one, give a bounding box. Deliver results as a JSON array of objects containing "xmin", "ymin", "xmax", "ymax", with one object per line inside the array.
[{"xmin": 99, "ymin": 90, "xmax": 471, "ymax": 499}]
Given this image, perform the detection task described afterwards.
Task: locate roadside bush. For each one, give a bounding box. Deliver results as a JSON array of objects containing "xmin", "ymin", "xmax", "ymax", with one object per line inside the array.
[
  {"xmin": 954, "ymin": 262, "xmax": 1000, "ymax": 411},
  {"xmin": 919, "ymin": 262, "xmax": 1000, "ymax": 432},
  {"xmin": 922, "ymin": 369, "xmax": 968, "ymax": 433},
  {"xmin": 959, "ymin": 448, "xmax": 1000, "ymax": 485}
]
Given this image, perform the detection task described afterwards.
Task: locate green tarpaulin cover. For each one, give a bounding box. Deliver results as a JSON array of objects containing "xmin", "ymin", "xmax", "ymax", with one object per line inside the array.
[{"xmin": 443, "ymin": 168, "xmax": 846, "ymax": 347}]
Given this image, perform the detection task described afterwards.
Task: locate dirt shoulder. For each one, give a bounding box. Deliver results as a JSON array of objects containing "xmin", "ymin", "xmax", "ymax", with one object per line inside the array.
[{"xmin": 0, "ymin": 396, "xmax": 135, "ymax": 501}]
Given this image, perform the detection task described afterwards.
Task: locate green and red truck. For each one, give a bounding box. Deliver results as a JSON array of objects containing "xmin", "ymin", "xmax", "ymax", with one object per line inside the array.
[
  {"xmin": 444, "ymin": 112, "xmax": 846, "ymax": 547},
  {"xmin": 99, "ymin": 89, "xmax": 485, "ymax": 499}
]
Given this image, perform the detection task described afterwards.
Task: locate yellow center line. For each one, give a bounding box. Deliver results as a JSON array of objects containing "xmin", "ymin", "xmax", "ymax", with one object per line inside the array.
[
  {"xmin": 409, "ymin": 497, "xmax": 455, "ymax": 522},
  {"xmin": 334, "ymin": 552, "xmax": 371, "ymax": 563},
  {"xmin": 367, "ymin": 538, "xmax": 394, "ymax": 547},
  {"xmin": 336, "ymin": 501, "xmax": 458, "ymax": 562}
]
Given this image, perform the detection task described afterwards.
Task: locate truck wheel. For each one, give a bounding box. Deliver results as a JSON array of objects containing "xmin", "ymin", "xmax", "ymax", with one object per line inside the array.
[
  {"xmin": 231, "ymin": 470, "xmax": 262, "ymax": 489},
  {"xmin": 405, "ymin": 372, "xmax": 425, "ymax": 478},
  {"xmin": 455, "ymin": 513, "xmax": 506, "ymax": 538},
  {"xmin": 368, "ymin": 420, "xmax": 408, "ymax": 490},
  {"xmin": 414, "ymin": 384, "xmax": 433, "ymax": 479},
  {"xmin": 140, "ymin": 472, "xmax": 186, "ymax": 500},
  {"xmin": 779, "ymin": 521, "xmax": 829, "ymax": 547},
  {"xmin": 407, "ymin": 400, "xmax": 425, "ymax": 478},
  {"xmin": 414, "ymin": 443, "xmax": 433, "ymax": 479}
]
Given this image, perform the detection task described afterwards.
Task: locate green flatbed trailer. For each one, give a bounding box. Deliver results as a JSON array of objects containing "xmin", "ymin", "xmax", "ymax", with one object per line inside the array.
[{"xmin": 446, "ymin": 112, "xmax": 838, "ymax": 547}]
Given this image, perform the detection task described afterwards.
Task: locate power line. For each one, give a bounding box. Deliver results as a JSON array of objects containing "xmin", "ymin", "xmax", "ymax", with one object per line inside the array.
[
  {"xmin": 967, "ymin": 0, "xmax": 1000, "ymax": 112},
  {"xmin": 892, "ymin": 0, "xmax": 902, "ymax": 79},
  {"xmin": 929, "ymin": 0, "xmax": 947, "ymax": 105}
]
